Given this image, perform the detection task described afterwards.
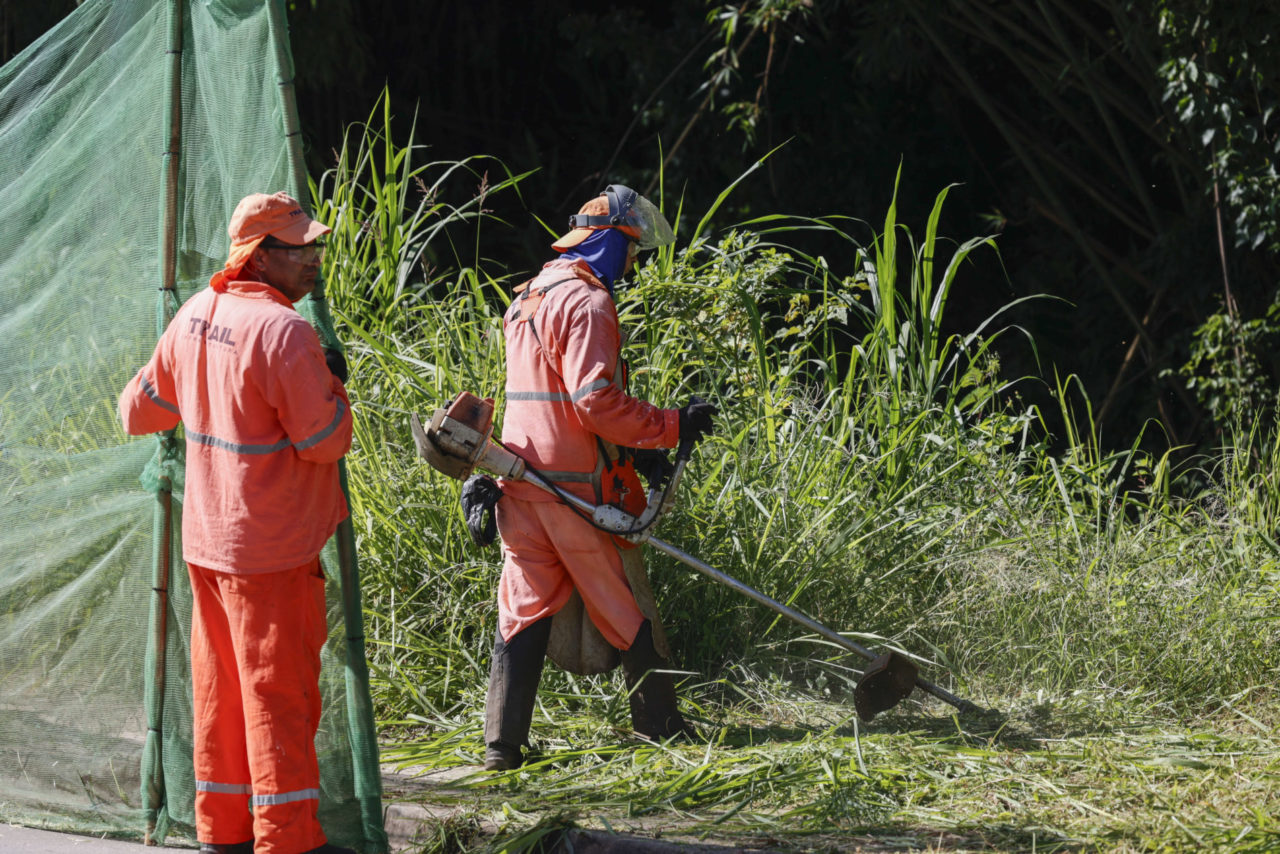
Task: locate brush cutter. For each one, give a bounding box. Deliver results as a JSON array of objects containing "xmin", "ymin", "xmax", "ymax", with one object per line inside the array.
[{"xmin": 411, "ymin": 392, "xmax": 984, "ymax": 721}]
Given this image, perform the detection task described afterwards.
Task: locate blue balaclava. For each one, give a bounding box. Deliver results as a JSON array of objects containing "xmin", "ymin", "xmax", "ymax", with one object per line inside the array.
[{"xmin": 560, "ymin": 227, "xmax": 632, "ymax": 295}]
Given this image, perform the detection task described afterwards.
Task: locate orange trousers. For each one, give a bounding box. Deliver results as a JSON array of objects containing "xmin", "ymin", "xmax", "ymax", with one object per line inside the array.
[
  {"xmin": 188, "ymin": 560, "xmax": 329, "ymax": 854},
  {"xmin": 496, "ymin": 496, "xmax": 645, "ymax": 649}
]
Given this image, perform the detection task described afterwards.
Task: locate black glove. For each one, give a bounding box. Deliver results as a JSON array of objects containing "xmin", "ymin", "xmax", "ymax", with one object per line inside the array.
[
  {"xmin": 630, "ymin": 447, "xmax": 674, "ymax": 490},
  {"xmin": 460, "ymin": 473, "xmax": 503, "ymax": 547},
  {"xmin": 677, "ymin": 396, "xmax": 717, "ymax": 446},
  {"xmin": 324, "ymin": 348, "xmax": 349, "ymax": 384}
]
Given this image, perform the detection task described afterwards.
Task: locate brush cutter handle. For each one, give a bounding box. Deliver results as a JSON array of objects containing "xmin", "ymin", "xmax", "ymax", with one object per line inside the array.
[
  {"xmin": 643, "ymin": 536, "xmax": 983, "ymax": 717},
  {"xmin": 652, "ymin": 448, "xmax": 691, "ymax": 528}
]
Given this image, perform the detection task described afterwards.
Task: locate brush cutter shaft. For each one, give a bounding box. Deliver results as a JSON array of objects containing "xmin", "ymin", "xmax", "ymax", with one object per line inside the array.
[
  {"xmin": 650, "ymin": 542, "xmax": 881, "ymax": 662},
  {"xmin": 416, "ymin": 406, "xmax": 984, "ymax": 718},
  {"xmin": 520, "ymin": 470, "xmax": 977, "ymax": 716},
  {"xmin": 644, "ymin": 537, "xmax": 979, "ymax": 716}
]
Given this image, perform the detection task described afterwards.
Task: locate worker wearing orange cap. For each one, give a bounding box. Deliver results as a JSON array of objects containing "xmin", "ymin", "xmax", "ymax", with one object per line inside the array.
[
  {"xmin": 479, "ymin": 184, "xmax": 717, "ymax": 771},
  {"xmin": 119, "ymin": 192, "xmax": 356, "ymax": 854}
]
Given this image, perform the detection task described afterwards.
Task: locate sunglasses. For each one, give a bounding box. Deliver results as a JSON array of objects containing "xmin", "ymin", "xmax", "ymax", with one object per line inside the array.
[{"xmin": 260, "ymin": 238, "xmax": 326, "ymax": 264}]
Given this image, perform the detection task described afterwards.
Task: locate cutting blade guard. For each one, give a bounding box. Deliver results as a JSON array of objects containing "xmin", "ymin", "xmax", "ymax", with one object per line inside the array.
[{"xmin": 854, "ymin": 651, "xmax": 919, "ymax": 722}]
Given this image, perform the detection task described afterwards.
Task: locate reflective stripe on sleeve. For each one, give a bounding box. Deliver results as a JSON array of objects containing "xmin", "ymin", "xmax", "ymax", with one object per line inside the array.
[
  {"xmin": 195, "ymin": 780, "xmax": 253, "ymax": 795},
  {"xmin": 294, "ymin": 399, "xmax": 347, "ymax": 451},
  {"xmin": 506, "ymin": 379, "xmax": 609, "ymax": 404},
  {"xmin": 140, "ymin": 372, "xmax": 179, "ymax": 414},
  {"xmin": 570, "ymin": 378, "xmax": 610, "ymax": 401},
  {"xmin": 506, "ymin": 390, "xmax": 571, "ymax": 402},
  {"xmin": 252, "ymin": 788, "xmax": 320, "ymax": 806}
]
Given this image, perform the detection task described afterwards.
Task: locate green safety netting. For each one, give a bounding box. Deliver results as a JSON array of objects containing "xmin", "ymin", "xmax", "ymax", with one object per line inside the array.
[{"xmin": 0, "ymin": 1, "xmax": 386, "ymax": 850}]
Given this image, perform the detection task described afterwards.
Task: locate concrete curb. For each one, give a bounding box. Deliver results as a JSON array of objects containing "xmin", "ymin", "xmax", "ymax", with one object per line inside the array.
[
  {"xmin": 384, "ymin": 806, "xmax": 775, "ymax": 853},
  {"xmin": 2, "ymin": 816, "xmax": 771, "ymax": 854}
]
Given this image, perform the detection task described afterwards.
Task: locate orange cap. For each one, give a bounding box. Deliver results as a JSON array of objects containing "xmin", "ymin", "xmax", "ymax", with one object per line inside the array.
[
  {"xmin": 210, "ymin": 192, "xmax": 331, "ymax": 291},
  {"xmin": 551, "ymin": 194, "xmax": 640, "ymax": 251}
]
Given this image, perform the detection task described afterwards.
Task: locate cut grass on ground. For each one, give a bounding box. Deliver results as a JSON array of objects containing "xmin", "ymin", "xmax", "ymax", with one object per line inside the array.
[{"xmin": 379, "ymin": 686, "xmax": 1280, "ymax": 853}]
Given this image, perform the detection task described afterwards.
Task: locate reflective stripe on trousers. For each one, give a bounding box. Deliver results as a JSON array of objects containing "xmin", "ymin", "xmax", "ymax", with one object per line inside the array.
[{"xmin": 194, "ymin": 780, "xmax": 320, "ymax": 805}]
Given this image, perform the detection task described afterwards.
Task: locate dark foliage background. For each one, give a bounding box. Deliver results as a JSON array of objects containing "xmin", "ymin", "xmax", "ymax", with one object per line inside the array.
[{"xmin": 8, "ymin": 0, "xmax": 1278, "ymax": 452}]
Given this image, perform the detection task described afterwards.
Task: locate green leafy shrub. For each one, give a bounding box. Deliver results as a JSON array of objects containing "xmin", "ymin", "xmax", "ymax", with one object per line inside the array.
[{"xmin": 1175, "ymin": 305, "xmax": 1280, "ymax": 431}]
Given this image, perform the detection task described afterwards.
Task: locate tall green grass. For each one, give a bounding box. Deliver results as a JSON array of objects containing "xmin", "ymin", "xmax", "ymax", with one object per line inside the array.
[{"xmin": 313, "ymin": 107, "xmax": 1280, "ymax": 851}]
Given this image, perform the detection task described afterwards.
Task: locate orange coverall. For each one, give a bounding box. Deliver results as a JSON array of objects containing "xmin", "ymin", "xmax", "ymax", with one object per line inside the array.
[
  {"xmin": 120, "ymin": 278, "xmax": 352, "ymax": 853},
  {"xmin": 497, "ymin": 257, "xmax": 680, "ymax": 650}
]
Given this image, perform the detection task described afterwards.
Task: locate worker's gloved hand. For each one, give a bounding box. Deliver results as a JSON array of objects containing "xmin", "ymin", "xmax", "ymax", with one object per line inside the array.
[
  {"xmin": 324, "ymin": 348, "xmax": 349, "ymax": 384},
  {"xmin": 630, "ymin": 447, "xmax": 674, "ymax": 490},
  {"xmin": 677, "ymin": 396, "xmax": 717, "ymax": 446},
  {"xmin": 460, "ymin": 473, "xmax": 503, "ymax": 547}
]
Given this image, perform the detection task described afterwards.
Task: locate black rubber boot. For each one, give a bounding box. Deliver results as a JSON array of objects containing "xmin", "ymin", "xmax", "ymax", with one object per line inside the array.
[
  {"xmin": 302, "ymin": 845, "xmax": 357, "ymax": 854},
  {"xmin": 199, "ymin": 844, "xmax": 253, "ymax": 854},
  {"xmin": 620, "ymin": 620, "xmax": 693, "ymax": 740},
  {"xmin": 483, "ymin": 616, "xmax": 552, "ymax": 770}
]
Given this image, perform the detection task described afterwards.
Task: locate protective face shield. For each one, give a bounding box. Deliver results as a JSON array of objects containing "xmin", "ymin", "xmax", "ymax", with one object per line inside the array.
[{"xmin": 567, "ymin": 184, "xmax": 676, "ymax": 251}]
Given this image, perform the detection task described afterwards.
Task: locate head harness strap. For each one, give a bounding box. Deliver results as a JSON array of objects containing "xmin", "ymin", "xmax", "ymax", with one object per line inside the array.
[{"xmin": 567, "ymin": 184, "xmax": 639, "ymax": 229}]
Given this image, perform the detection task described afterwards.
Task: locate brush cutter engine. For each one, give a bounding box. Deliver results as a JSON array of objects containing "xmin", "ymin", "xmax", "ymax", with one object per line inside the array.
[{"xmin": 410, "ymin": 392, "xmax": 525, "ymax": 481}]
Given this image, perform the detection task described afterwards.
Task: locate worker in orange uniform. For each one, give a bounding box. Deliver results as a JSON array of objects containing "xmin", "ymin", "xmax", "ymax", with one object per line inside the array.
[
  {"xmin": 119, "ymin": 192, "xmax": 357, "ymax": 854},
  {"xmin": 480, "ymin": 184, "xmax": 717, "ymax": 771}
]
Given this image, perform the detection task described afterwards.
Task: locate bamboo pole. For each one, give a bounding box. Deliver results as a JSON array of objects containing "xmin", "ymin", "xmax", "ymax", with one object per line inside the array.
[
  {"xmin": 142, "ymin": 477, "xmax": 173, "ymax": 846},
  {"xmin": 143, "ymin": 0, "xmax": 184, "ymax": 845},
  {"xmin": 264, "ymin": 2, "xmax": 387, "ymax": 851}
]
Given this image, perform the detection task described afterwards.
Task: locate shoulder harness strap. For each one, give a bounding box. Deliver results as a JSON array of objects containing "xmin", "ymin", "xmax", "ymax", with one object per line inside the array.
[
  {"xmin": 509, "ymin": 274, "xmax": 623, "ymax": 503},
  {"xmin": 510, "ymin": 277, "xmax": 579, "ymax": 340}
]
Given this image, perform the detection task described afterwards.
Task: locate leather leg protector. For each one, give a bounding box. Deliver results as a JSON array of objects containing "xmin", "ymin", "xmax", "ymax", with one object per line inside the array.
[
  {"xmin": 620, "ymin": 620, "xmax": 691, "ymax": 740},
  {"xmin": 483, "ymin": 616, "xmax": 552, "ymax": 757}
]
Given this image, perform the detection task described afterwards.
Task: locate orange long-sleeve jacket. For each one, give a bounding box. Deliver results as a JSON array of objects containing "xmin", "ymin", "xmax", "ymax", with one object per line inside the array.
[
  {"xmin": 499, "ymin": 257, "xmax": 680, "ymax": 510},
  {"xmin": 119, "ymin": 280, "xmax": 352, "ymax": 574}
]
